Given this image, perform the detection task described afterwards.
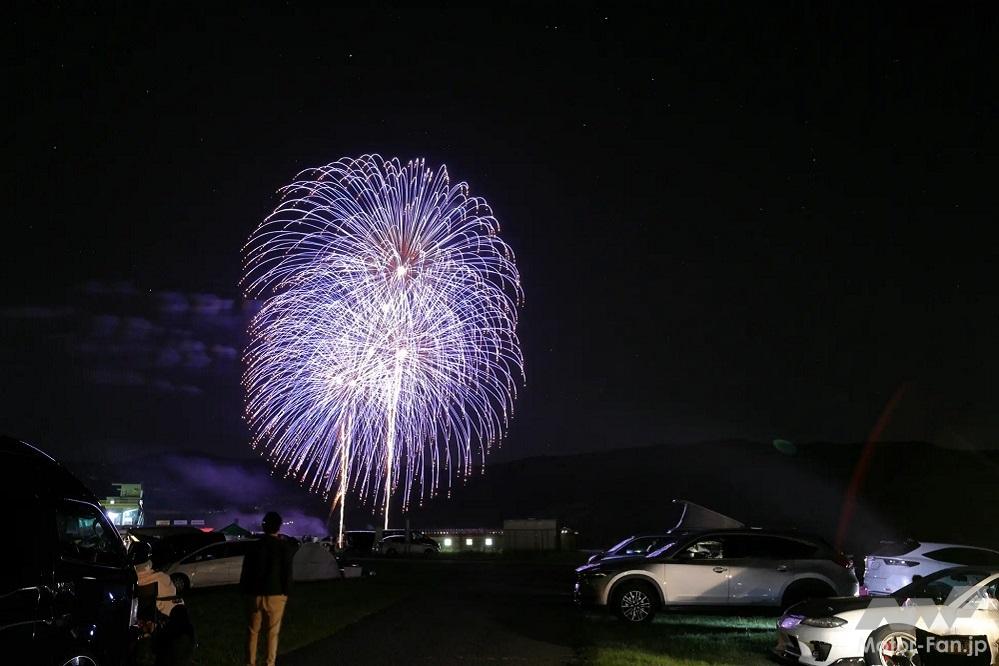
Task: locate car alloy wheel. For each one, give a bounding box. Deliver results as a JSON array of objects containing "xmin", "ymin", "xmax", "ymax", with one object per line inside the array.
[
  {"xmin": 619, "ymin": 589, "xmax": 652, "ymax": 622},
  {"xmin": 877, "ymin": 631, "xmax": 917, "ymax": 666}
]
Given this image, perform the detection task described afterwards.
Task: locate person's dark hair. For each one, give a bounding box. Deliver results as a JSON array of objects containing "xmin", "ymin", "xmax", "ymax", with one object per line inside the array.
[{"xmin": 262, "ymin": 511, "xmax": 282, "ymax": 535}]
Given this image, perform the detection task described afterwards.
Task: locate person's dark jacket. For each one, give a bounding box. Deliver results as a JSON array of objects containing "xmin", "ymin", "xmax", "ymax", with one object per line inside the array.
[{"xmin": 239, "ymin": 535, "xmax": 299, "ymax": 596}]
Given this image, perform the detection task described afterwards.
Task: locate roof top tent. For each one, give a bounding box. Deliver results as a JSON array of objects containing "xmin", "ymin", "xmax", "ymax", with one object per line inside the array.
[{"xmin": 670, "ymin": 499, "xmax": 744, "ymax": 531}]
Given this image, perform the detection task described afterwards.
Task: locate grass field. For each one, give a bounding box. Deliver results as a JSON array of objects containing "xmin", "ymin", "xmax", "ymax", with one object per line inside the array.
[
  {"xmin": 577, "ymin": 611, "xmax": 778, "ymax": 666},
  {"xmin": 132, "ymin": 558, "xmax": 784, "ymax": 665},
  {"xmin": 134, "ymin": 576, "xmax": 404, "ymax": 666}
]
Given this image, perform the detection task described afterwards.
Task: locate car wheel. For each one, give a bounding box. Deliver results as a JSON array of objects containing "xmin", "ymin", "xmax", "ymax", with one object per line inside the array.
[
  {"xmin": 864, "ymin": 624, "xmax": 918, "ymax": 666},
  {"xmin": 612, "ymin": 582, "xmax": 657, "ymax": 623},
  {"xmin": 59, "ymin": 655, "xmax": 98, "ymax": 666},
  {"xmin": 170, "ymin": 573, "xmax": 190, "ymax": 594},
  {"xmin": 781, "ymin": 579, "xmax": 835, "ymax": 611}
]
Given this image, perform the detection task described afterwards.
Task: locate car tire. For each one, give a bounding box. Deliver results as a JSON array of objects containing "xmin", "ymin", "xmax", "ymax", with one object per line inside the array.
[
  {"xmin": 59, "ymin": 654, "xmax": 98, "ymax": 666},
  {"xmin": 863, "ymin": 624, "xmax": 918, "ymax": 666},
  {"xmin": 612, "ymin": 581, "xmax": 657, "ymax": 623},
  {"xmin": 170, "ymin": 573, "xmax": 190, "ymax": 594},
  {"xmin": 780, "ymin": 579, "xmax": 835, "ymax": 611}
]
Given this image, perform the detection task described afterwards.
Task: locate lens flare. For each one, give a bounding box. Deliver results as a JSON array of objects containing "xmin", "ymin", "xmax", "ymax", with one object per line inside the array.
[{"xmin": 242, "ymin": 155, "xmax": 523, "ymax": 532}]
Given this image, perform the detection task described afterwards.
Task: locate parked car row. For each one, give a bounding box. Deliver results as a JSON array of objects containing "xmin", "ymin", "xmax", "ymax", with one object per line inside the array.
[
  {"xmin": 166, "ymin": 539, "xmax": 362, "ymax": 592},
  {"xmin": 579, "ymin": 510, "xmax": 999, "ymax": 666},
  {"xmin": 337, "ymin": 529, "xmax": 440, "ymax": 556}
]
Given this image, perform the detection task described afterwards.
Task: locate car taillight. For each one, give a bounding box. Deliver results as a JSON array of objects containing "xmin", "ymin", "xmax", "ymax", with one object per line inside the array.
[{"xmin": 882, "ymin": 558, "xmax": 919, "ymax": 567}]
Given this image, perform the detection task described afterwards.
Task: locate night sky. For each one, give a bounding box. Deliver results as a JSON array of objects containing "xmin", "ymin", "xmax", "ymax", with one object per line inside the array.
[{"xmin": 6, "ymin": 4, "xmax": 999, "ymax": 465}]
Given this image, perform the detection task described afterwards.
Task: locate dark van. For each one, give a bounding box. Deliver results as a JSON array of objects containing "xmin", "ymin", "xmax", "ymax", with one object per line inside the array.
[{"xmin": 0, "ymin": 436, "xmax": 141, "ymax": 665}]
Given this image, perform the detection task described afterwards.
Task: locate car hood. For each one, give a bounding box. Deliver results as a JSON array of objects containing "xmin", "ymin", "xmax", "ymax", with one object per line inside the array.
[
  {"xmin": 787, "ymin": 596, "xmax": 877, "ymax": 618},
  {"xmin": 575, "ymin": 555, "xmax": 647, "ymax": 574}
]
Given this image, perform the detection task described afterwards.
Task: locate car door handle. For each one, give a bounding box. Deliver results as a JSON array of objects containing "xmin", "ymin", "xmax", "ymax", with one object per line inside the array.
[
  {"xmin": 776, "ymin": 565, "xmax": 789, "ymax": 572},
  {"xmin": 713, "ymin": 567, "xmax": 728, "ymax": 573}
]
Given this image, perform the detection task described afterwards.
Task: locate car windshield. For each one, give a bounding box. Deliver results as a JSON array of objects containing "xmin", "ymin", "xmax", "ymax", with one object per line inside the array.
[
  {"xmin": 606, "ymin": 536, "xmax": 671, "ymax": 557},
  {"xmin": 891, "ymin": 568, "xmax": 994, "ymax": 604},
  {"xmin": 605, "ymin": 536, "xmax": 636, "ymax": 554},
  {"xmin": 645, "ymin": 541, "xmax": 678, "ymax": 559}
]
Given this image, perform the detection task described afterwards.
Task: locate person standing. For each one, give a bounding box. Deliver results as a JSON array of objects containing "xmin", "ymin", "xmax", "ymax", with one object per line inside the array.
[{"xmin": 240, "ymin": 511, "xmax": 298, "ymax": 666}]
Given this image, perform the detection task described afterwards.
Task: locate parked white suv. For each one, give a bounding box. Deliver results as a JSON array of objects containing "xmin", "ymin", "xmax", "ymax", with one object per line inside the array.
[
  {"xmin": 864, "ymin": 540, "xmax": 999, "ymax": 596},
  {"xmin": 574, "ymin": 529, "xmax": 859, "ymax": 622}
]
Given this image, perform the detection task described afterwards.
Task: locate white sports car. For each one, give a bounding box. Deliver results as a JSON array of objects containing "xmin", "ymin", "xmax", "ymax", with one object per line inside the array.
[
  {"xmin": 864, "ymin": 540, "xmax": 999, "ymax": 596},
  {"xmin": 774, "ymin": 567, "xmax": 999, "ymax": 665}
]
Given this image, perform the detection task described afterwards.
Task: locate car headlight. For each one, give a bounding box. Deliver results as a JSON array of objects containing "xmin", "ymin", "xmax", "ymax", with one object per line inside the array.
[{"xmin": 800, "ymin": 616, "xmax": 848, "ymax": 628}]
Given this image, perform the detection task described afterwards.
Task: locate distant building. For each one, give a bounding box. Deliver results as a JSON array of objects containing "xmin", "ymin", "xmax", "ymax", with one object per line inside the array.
[
  {"xmin": 503, "ymin": 519, "xmax": 577, "ymax": 551},
  {"xmin": 100, "ymin": 482, "xmax": 144, "ymax": 527},
  {"xmin": 423, "ymin": 528, "xmax": 504, "ymax": 553}
]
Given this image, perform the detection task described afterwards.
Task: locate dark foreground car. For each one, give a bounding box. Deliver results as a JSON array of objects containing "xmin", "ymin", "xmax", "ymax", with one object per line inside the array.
[{"xmin": 0, "ymin": 436, "xmax": 142, "ymax": 666}]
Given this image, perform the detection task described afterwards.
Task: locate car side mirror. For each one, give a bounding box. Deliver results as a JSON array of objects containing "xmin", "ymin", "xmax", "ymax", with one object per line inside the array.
[{"xmin": 129, "ymin": 541, "xmax": 152, "ymax": 565}]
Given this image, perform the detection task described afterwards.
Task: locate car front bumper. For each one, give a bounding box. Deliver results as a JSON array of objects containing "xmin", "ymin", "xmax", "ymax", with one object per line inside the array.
[
  {"xmin": 573, "ymin": 579, "xmax": 601, "ymax": 607},
  {"xmin": 774, "ymin": 621, "xmax": 864, "ymax": 665}
]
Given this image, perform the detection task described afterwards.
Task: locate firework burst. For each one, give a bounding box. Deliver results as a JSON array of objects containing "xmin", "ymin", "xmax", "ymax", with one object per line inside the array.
[{"xmin": 242, "ymin": 155, "xmax": 523, "ymax": 531}]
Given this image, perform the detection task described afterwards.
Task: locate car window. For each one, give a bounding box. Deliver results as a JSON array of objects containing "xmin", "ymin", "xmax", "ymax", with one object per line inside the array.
[
  {"xmin": 925, "ymin": 548, "xmax": 999, "ymax": 567},
  {"xmin": 894, "ymin": 570, "xmax": 991, "ymax": 605},
  {"xmin": 678, "ymin": 538, "xmax": 724, "ymax": 560},
  {"xmin": 962, "ymin": 579, "xmax": 999, "ymax": 610},
  {"xmin": 56, "ymin": 499, "xmax": 126, "ymax": 567},
  {"xmin": 618, "ymin": 537, "xmax": 668, "ymax": 556},
  {"xmin": 726, "ymin": 535, "xmax": 818, "ymax": 559},
  {"xmin": 184, "ymin": 544, "xmax": 225, "ymax": 563},
  {"xmin": 607, "ymin": 536, "xmax": 636, "ymax": 553}
]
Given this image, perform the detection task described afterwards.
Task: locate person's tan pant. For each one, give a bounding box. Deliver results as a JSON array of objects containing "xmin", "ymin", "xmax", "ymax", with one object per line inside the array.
[{"xmin": 245, "ymin": 594, "xmax": 288, "ymax": 666}]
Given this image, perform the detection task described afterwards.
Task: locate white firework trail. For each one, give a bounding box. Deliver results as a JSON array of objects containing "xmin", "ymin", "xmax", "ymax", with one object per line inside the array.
[{"xmin": 242, "ymin": 155, "xmax": 523, "ymax": 537}]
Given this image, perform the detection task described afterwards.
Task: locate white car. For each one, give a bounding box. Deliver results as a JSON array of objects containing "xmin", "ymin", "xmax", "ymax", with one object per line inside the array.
[
  {"xmin": 574, "ymin": 529, "xmax": 859, "ymax": 622},
  {"xmin": 167, "ymin": 539, "xmax": 353, "ymax": 592},
  {"xmin": 865, "ymin": 540, "xmax": 999, "ymax": 596},
  {"xmin": 167, "ymin": 539, "xmax": 257, "ymax": 592},
  {"xmin": 774, "ymin": 567, "xmax": 999, "ymax": 666}
]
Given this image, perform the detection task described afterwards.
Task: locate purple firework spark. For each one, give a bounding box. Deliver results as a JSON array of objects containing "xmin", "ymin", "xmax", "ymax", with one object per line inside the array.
[{"xmin": 242, "ymin": 155, "xmax": 523, "ymax": 532}]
